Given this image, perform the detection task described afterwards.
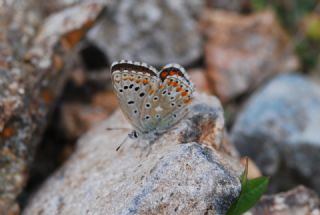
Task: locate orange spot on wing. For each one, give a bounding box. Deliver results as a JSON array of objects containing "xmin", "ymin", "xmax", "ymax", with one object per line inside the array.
[
  {"xmin": 149, "ymin": 89, "xmax": 154, "ymax": 95},
  {"xmin": 159, "ymin": 84, "xmax": 164, "ymax": 89},
  {"xmin": 143, "ymin": 79, "xmax": 149, "ymax": 85},
  {"xmin": 176, "ymin": 87, "xmax": 182, "ymax": 92},
  {"xmin": 184, "ymin": 98, "xmax": 192, "ymax": 104},
  {"xmin": 181, "ymin": 91, "xmax": 188, "ymax": 97},
  {"xmin": 160, "ymin": 71, "xmax": 168, "ymax": 79},
  {"xmin": 172, "ymin": 82, "xmax": 178, "ymax": 87},
  {"xmin": 169, "ymin": 70, "xmax": 176, "ymax": 76}
]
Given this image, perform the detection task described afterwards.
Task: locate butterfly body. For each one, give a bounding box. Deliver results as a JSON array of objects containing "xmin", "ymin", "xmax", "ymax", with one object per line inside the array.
[{"xmin": 111, "ymin": 60, "xmax": 194, "ymax": 140}]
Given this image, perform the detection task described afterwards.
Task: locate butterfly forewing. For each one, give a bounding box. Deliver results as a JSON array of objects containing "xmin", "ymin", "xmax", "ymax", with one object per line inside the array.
[{"xmin": 111, "ymin": 61, "xmax": 160, "ymax": 133}]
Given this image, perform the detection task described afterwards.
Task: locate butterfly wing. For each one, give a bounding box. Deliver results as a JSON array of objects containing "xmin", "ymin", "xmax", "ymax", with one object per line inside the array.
[
  {"xmin": 111, "ymin": 60, "xmax": 160, "ymax": 133},
  {"xmin": 111, "ymin": 61, "xmax": 194, "ymax": 138},
  {"xmin": 138, "ymin": 64, "xmax": 194, "ymax": 134}
]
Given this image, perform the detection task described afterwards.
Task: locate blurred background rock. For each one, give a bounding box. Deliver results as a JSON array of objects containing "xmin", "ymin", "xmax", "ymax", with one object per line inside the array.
[{"xmin": 1, "ymin": 0, "xmax": 320, "ymax": 214}]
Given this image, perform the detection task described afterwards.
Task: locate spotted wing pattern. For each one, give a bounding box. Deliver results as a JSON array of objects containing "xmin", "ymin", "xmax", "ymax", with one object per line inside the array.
[{"xmin": 111, "ymin": 60, "xmax": 194, "ymax": 138}]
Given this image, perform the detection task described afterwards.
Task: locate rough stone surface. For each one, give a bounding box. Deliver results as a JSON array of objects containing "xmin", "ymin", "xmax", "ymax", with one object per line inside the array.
[
  {"xmin": 206, "ymin": 0, "xmax": 249, "ymax": 11},
  {"xmin": 61, "ymin": 90, "xmax": 118, "ymax": 140},
  {"xmin": 202, "ymin": 10, "xmax": 298, "ymax": 103},
  {"xmin": 0, "ymin": 1, "xmax": 104, "ymax": 213},
  {"xmin": 247, "ymin": 186, "xmax": 320, "ymax": 215},
  {"xmin": 87, "ymin": 0, "xmax": 204, "ymax": 67},
  {"xmin": 312, "ymin": 55, "xmax": 320, "ymax": 81},
  {"xmin": 23, "ymin": 93, "xmax": 242, "ymax": 215},
  {"xmin": 231, "ymin": 74, "xmax": 320, "ymax": 193},
  {"xmin": 188, "ymin": 69, "xmax": 211, "ymax": 93}
]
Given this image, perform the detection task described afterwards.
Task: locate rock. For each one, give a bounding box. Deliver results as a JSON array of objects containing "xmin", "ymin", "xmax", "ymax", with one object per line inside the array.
[
  {"xmin": 0, "ymin": 2, "xmax": 104, "ymax": 213},
  {"xmin": 5, "ymin": 203, "xmax": 20, "ymax": 215},
  {"xmin": 87, "ymin": 0, "xmax": 204, "ymax": 67},
  {"xmin": 202, "ymin": 10, "xmax": 299, "ymax": 103},
  {"xmin": 188, "ymin": 69, "xmax": 211, "ymax": 93},
  {"xmin": 61, "ymin": 90, "xmax": 118, "ymax": 140},
  {"xmin": 39, "ymin": 0, "xmax": 85, "ymax": 14},
  {"xmin": 312, "ymin": 57, "xmax": 320, "ymax": 81},
  {"xmin": 206, "ymin": 0, "xmax": 249, "ymax": 11},
  {"xmin": 231, "ymin": 74, "xmax": 320, "ymax": 193},
  {"xmin": 248, "ymin": 186, "xmax": 320, "ymax": 215},
  {"xmin": 23, "ymin": 93, "xmax": 243, "ymax": 215}
]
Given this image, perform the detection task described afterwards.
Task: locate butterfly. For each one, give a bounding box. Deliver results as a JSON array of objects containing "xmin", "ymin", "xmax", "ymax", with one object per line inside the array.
[{"xmin": 110, "ymin": 60, "xmax": 194, "ymax": 142}]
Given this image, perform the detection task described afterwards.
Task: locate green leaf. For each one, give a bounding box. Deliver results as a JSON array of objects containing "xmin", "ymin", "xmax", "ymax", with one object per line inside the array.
[
  {"xmin": 240, "ymin": 158, "xmax": 248, "ymax": 188},
  {"xmin": 227, "ymin": 176, "xmax": 269, "ymax": 215}
]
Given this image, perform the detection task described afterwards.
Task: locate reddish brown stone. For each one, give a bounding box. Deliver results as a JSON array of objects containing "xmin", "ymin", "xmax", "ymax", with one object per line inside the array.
[
  {"xmin": 188, "ymin": 69, "xmax": 210, "ymax": 93},
  {"xmin": 202, "ymin": 10, "xmax": 299, "ymax": 103}
]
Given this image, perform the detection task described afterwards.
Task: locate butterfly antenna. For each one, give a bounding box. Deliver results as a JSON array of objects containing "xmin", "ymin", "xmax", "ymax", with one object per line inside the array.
[{"xmin": 116, "ymin": 135, "xmax": 129, "ymax": 151}]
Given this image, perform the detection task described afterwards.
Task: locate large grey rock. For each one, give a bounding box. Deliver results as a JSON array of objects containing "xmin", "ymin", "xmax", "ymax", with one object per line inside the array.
[
  {"xmin": 231, "ymin": 74, "xmax": 320, "ymax": 193},
  {"xmin": 248, "ymin": 186, "xmax": 320, "ymax": 215},
  {"xmin": 87, "ymin": 0, "xmax": 204, "ymax": 66},
  {"xmin": 23, "ymin": 93, "xmax": 242, "ymax": 215}
]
